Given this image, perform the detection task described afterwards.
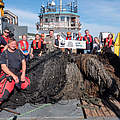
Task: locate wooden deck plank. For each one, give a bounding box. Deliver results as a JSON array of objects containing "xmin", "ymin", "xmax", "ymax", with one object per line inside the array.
[
  {"xmin": 99, "ymin": 107, "xmax": 106, "ymax": 117},
  {"xmin": 89, "ymin": 103, "xmax": 99, "ymax": 117},
  {"xmin": 81, "ymin": 99, "xmax": 119, "ymax": 118},
  {"xmin": 106, "ymin": 99, "xmax": 120, "ymax": 118},
  {"xmin": 82, "ymin": 101, "xmax": 93, "ymax": 117}
]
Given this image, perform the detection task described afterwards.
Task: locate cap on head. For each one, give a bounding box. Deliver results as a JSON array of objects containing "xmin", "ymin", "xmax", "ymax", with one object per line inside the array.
[{"xmin": 41, "ymin": 33, "xmax": 45, "ymax": 37}]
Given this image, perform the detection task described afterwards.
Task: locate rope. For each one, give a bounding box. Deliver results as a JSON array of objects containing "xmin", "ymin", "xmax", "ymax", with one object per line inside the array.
[{"xmin": 7, "ymin": 103, "xmax": 51, "ymax": 120}]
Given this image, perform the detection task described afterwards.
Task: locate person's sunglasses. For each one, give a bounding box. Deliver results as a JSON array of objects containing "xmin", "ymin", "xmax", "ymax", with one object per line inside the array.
[{"xmin": 4, "ymin": 31, "xmax": 9, "ymax": 34}]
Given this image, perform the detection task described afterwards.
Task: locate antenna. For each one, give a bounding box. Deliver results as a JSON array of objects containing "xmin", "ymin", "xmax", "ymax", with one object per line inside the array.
[{"xmin": 74, "ymin": 0, "xmax": 78, "ymax": 13}]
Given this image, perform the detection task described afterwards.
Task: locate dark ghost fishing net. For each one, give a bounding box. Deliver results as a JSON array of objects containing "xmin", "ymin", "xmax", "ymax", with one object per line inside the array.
[{"xmin": 0, "ymin": 49, "xmax": 120, "ymax": 109}]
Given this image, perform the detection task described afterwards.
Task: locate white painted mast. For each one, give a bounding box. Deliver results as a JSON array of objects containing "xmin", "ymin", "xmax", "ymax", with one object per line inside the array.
[{"xmin": 60, "ymin": 0, "xmax": 62, "ymax": 12}]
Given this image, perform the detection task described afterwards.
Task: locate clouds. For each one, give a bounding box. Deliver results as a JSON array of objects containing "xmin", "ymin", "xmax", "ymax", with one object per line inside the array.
[
  {"xmin": 5, "ymin": 0, "xmax": 120, "ymax": 36},
  {"xmin": 78, "ymin": 0, "xmax": 120, "ymax": 36},
  {"xmin": 6, "ymin": 7, "xmax": 39, "ymax": 33},
  {"xmin": 81, "ymin": 22, "xmax": 119, "ymax": 37},
  {"xmin": 79, "ymin": 0, "xmax": 120, "ymax": 25}
]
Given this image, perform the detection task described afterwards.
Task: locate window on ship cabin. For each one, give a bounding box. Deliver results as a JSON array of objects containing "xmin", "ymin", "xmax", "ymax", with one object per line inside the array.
[
  {"xmin": 61, "ymin": 16, "xmax": 65, "ymax": 21},
  {"xmin": 56, "ymin": 17, "xmax": 59, "ymax": 22}
]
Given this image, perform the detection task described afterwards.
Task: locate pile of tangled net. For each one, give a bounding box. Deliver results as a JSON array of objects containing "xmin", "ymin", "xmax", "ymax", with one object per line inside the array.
[{"xmin": 0, "ymin": 49, "xmax": 120, "ymax": 109}]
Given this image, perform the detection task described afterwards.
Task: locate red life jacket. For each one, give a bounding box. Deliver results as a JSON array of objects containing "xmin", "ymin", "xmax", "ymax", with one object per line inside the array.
[
  {"xmin": 105, "ymin": 38, "xmax": 113, "ymax": 47},
  {"xmin": 2, "ymin": 35, "xmax": 9, "ymax": 43},
  {"xmin": 84, "ymin": 35, "xmax": 92, "ymax": 44},
  {"xmin": 33, "ymin": 39, "xmax": 41, "ymax": 49},
  {"xmin": 0, "ymin": 35, "xmax": 9, "ymax": 53},
  {"xmin": 19, "ymin": 40, "xmax": 29, "ymax": 51},
  {"xmin": 77, "ymin": 36, "xmax": 83, "ymax": 41},
  {"xmin": 66, "ymin": 37, "xmax": 71, "ymax": 40}
]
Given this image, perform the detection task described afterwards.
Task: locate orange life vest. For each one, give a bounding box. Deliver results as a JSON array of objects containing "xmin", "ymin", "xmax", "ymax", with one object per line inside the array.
[
  {"xmin": 84, "ymin": 35, "xmax": 92, "ymax": 44},
  {"xmin": 105, "ymin": 38, "xmax": 113, "ymax": 47},
  {"xmin": 19, "ymin": 40, "xmax": 29, "ymax": 51},
  {"xmin": 33, "ymin": 39, "xmax": 41, "ymax": 49},
  {"xmin": 77, "ymin": 36, "xmax": 83, "ymax": 41}
]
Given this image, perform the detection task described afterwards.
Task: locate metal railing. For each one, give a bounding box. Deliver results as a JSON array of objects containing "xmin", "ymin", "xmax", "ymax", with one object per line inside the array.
[
  {"xmin": 40, "ymin": 4, "xmax": 78, "ymax": 14},
  {"xmin": 37, "ymin": 21, "xmax": 81, "ymax": 30}
]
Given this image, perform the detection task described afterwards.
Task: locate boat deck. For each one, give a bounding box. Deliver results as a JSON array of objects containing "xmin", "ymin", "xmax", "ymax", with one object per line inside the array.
[
  {"xmin": 81, "ymin": 98, "xmax": 120, "ymax": 120},
  {"xmin": 0, "ymin": 99, "xmax": 120, "ymax": 120}
]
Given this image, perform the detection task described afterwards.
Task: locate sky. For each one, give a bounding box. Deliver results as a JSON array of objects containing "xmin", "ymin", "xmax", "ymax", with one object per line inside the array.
[{"xmin": 5, "ymin": 0, "xmax": 120, "ymax": 37}]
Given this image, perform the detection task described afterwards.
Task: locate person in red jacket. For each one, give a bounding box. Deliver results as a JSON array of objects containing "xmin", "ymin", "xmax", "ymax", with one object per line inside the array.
[
  {"xmin": 30, "ymin": 34, "xmax": 44, "ymax": 58},
  {"xmin": 76, "ymin": 32, "xmax": 84, "ymax": 54},
  {"xmin": 2, "ymin": 28, "xmax": 10, "ymax": 43},
  {"xmin": 66, "ymin": 32, "xmax": 72, "ymax": 40},
  {"xmin": 0, "ymin": 38, "xmax": 30, "ymax": 105},
  {"xmin": 0, "ymin": 28, "xmax": 10, "ymax": 53},
  {"xmin": 104, "ymin": 33, "xmax": 114, "ymax": 53},
  {"xmin": 83, "ymin": 29, "xmax": 93, "ymax": 54},
  {"xmin": 104, "ymin": 34, "xmax": 114, "ymax": 48},
  {"xmin": 18, "ymin": 35, "xmax": 30, "ymax": 61}
]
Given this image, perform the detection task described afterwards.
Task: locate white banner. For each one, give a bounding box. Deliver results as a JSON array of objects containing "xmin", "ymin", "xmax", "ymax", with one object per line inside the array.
[{"xmin": 59, "ymin": 40, "xmax": 86, "ymax": 49}]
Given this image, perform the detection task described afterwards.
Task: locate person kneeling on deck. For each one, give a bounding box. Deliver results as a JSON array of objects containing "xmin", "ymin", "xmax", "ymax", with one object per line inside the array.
[{"xmin": 0, "ymin": 38, "xmax": 30, "ymax": 105}]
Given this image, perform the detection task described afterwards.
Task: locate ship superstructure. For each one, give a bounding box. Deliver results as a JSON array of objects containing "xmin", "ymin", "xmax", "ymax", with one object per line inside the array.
[{"xmin": 36, "ymin": 0, "xmax": 81, "ymax": 37}]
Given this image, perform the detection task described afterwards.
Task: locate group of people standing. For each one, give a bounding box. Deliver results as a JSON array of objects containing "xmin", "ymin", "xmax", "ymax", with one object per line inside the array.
[
  {"xmin": 0, "ymin": 27, "xmax": 114, "ymax": 105},
  {"xmin": 65, "ymin": 29, "xmax": 114, "ymax": 54},
  {"xmin": 17, "ymin": 29, "xmax": 56, "ymax": 61},
  {"xmin": 0, "ymin": 28, "xmax": 114, "ymax": 62}
]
